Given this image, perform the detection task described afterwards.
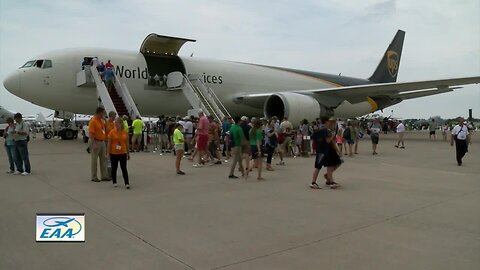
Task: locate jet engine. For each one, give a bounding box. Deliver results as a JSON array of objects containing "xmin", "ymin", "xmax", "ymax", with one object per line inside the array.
[{"xmin": 263, "ymin": 92, "xmax": 324, "ymax": 124}]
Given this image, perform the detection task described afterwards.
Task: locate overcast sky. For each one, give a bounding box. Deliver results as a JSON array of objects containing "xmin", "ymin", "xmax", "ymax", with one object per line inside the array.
[{"xmin": 0, "ymin": 0, "xmax": 479, "ymax": 119}]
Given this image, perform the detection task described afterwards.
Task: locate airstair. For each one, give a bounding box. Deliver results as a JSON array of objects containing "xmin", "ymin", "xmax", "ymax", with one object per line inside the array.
[
  {"xmin": 76, "ymin": 66, "xmax": 141, "ymax": 119},
  {"xmin": 180, "ymin": 74, "xmax": 231, "ymax": 122}
]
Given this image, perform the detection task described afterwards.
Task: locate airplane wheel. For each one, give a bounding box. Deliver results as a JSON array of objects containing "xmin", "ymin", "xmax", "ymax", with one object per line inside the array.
[
  {"xmin": 64, "ymin": 129, "xmax": 74, "ymax": 140},
  {"xmin": 44, "ymin": 132, "xmax": 53, "ymax": 140}
]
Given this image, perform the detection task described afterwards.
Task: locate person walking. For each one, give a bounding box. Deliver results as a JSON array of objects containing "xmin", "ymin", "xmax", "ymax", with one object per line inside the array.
[
  {"xmin": 310, "ymin": 117, "xmax": 333, "ymax": 189},
  {"xmin": 194, "ymin": 110, "xmax": 210, "ymax": 167},
  {"xmin": 89, "ymin": 107, "xmax": 109, "ymax": 182},
  {"xmin": 12, "ymin": 113, "xmax": 31, "ymax": 175},
  {"xmin": 3, "ymin": 117, "xmax": 17, "ymax": 173},
  {"xmin": 173, "ymin": 123, "xmax": 186, "ymax": 175},
  {"xmin": 368, "ymin": 118, "xmax": 382, "ymax": 155},
  {"xmin": 228, "ymin": 116, "xmax": 245, "ymax": 178},
  {"xmin": 264, "ymin": 119, "xmax": 277, "ymax": 171},
  {"xmin": 131, "ymin": 116, "xmax": 144, "ymax": 152},
  {"xmin": 394, "ymin": 120, "xmax": 406, "ymax": 148},
  {"xmin": 429, "ymin": 119, "xmax": 438, "ymax": 140},
  {"xmin": 450, "ymin": 117, "xmax": 471, "ymax": 166},
  {"xmin": 324, "ymin": 118, "xmax": 343, "ymax": 188},
  {"xmin": 107, "ymin": 117, "xmax": 130, "ymax": 188},
  {"xmin": 247, "ymin": 118, "xmax": 264, "ymax": 180},
  {"xmin": 344, "ymin": 122, "xmax": 354, "ymax": 157}
]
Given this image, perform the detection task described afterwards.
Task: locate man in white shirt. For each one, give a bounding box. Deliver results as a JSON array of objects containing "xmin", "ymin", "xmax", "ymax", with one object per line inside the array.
[
  {"xmin": 450, "ymin": 117, "xmax": 471, "ymax": 166},
  {"xmin": 394, "ymin": 120, "xmax": 406, "ymax": 148}
]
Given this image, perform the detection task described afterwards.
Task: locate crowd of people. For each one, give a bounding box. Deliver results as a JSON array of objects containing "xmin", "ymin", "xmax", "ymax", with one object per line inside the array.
[{"xmin": 3, "ymin": 108, "xmax": 473, "ymax": 188}]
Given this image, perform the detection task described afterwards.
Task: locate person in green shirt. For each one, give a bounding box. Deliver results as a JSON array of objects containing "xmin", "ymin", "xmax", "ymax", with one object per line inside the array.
[
  {"xmin": 247, "ymin": 119, "xmax": 264, "ymax": 180},
  {"xmin": 131, "ymin": 116, "xmax": 144, "ymax": 152},
  {"xmin": 173, "ymin": 123, "xmax": 185, "ymax": 175},
  {"xmin": 228, "ymin": 116, "xmax": 245, "ymax": 179}
]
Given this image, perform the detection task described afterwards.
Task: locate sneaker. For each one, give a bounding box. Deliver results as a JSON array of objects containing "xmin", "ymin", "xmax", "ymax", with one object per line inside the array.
[
  {"xmin": 13, "ymin": 171, "xmax": 21, "ymax": 175},
  {"xmin": 394, "ymin": 145, "xmax": 399, "ymax": 148},
  {"xmin": 177, "ymin": 170, "xmax": 185, "ymax": 175},
  {"xmin": 193, "ymin": 164, "xmax": 203, "ymax": 168},
  {"xmin": 310, "ymin": 182, "xmax": 322, "ymax": 189},
  {"xmin": 21, "ymin": 172, "xmax": 30, "ymax": 176},
  {"xmin": 228, "ymin": 175, "xmax": 239, "ymax": 179},
  {"xmin": 113, "ymin": 183, "xmax": 118, "ymax": 187},
  {"xmin": 400, "ymin": 146, "xmax": 405, "ymax": 149},
  {"xmin": 126, "ymin": 184, "xmax": 130, "ymax": 189},
  {"xmin": 276, "ymin": 161, "xmax": 285, "ymax": 166},
  {"xmin": 91, "ymin": 178, "xmax": 101, "ymax": 182},
  {"xmin": 6, "ymin": 171, "xmax": 14, "ymax": 174},
  {"xmin": 101, "ymin": 178, "xmax": 111, "ymax": 182}
]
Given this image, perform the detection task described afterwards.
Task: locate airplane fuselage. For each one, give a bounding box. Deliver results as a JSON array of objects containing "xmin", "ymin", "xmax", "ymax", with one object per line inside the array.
[{"xmin": 5, "ymin": 48, "xmax": 377, "ymax": 119}]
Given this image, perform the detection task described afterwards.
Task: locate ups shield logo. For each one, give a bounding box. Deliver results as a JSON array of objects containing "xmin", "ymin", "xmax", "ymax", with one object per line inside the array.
[{"xmin": 386, "ymin": 50, "xmax": 399, "ymax": 78}]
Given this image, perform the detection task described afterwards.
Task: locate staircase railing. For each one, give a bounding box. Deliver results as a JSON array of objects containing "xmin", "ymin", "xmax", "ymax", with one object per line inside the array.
[
  {"xmin": 90, "ymin": 66, "xmax": 117, "ymax": 115},
  {"xmin": 113, "ymin": 74, "xmax": 141, "ymax": 118}
]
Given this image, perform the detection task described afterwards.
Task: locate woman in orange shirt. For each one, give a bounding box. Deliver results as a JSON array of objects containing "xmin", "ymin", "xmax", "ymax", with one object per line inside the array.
[{"xmin": 107, "ymin": 117, "xmax": 130, "ymax": 189}]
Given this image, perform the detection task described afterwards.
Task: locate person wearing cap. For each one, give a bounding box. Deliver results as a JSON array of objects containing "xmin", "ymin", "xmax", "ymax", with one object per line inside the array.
[
  {"xmin": 88, "ymin": 107, "xmax": 109, "ymax": 182},
  {"xmin": 11, "ymin": 113, "xmax": 31, "ymax": 176},
  {"xmin": 450, "ymin": 117, "xmax": 471, "ymax": 166}
]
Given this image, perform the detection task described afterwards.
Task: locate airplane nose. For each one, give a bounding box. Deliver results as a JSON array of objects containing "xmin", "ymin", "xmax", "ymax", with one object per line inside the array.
[{"xmin": 3, "ymin": 72, "xmax": 20, "ymax": 95}]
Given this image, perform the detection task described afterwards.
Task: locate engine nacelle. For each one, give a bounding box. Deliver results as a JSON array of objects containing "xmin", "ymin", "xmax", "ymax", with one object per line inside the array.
[{"xmin": 263, "ymin": 92, "xmax": 322, "ymax": 124}]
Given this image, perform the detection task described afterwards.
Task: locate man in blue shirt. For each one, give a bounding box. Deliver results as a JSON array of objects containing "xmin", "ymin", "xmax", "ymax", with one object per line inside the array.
[{"xmin": 104, "ymin": 67, "xmax": 114, "ymax": 91}]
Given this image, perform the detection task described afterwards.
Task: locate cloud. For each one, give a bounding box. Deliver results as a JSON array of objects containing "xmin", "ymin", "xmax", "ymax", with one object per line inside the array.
[{"xmin": 0, "ymin": 0, "xmax": 478, "ymax": 119}]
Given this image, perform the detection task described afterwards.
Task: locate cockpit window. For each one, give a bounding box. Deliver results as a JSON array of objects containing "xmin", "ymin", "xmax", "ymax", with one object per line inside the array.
[
  {"xmin": 20, "ymin": 59, "xmax": 52, "ymax": 69},
  {"xmin": 43, "ymin": 60, "xmax": 52, "ymax": 68},
  {"xmin": 20, "ymin": 60, "xmax": 35, "ymax": 68},
  {"xmin": 33, "ymin": 60, "xmax": 44, "ymax": 68}
]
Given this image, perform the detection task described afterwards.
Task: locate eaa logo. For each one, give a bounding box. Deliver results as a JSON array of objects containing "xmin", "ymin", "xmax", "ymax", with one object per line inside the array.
[
  {"xmin": 36, "ymin": 214, "xmax": 85, "ymax": 242},
  {"xmin": 386, "ymin": 50, "xmax": 399, "ymax": 78}
]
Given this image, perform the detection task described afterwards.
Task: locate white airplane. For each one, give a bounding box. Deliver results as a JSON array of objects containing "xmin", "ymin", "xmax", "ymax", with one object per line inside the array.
[
  {"xmin": 3, "ymin": 30, "xmax": 480, "ymax": 124},
  {"xmin": 0, "ymin": 105, "xmax": 15, "ymax": 124}
]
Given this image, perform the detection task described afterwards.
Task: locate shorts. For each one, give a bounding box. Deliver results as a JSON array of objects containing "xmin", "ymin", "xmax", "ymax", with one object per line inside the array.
[
  {"xmin": 242, "ymin": 144, "xmax": 251, "ymax": 155},
  {"xmin": 429, "ymin": 131, "xmax": 436, "ymax": 135},
  {"xmin": 174, "ymin": 144, "xmax": 184, "ymax": 151},
  {"xmin": 196, "ymin": 134, "xmax": 208, "ymax": 151},
  {"xmin": 347, "ymin": 139, "xmax": 354, "ymax": 145},
  {"xmin": 250, "ymin": 145, "xmax": 260, "ymax": 159},
  {"xmin": 132, "ymin": 134, "xmax": 142, "ymax": 144},
  {"xmin": 370, "ymin": 135, "xmax": 379, "ymax": 145},
  {"xmin": 314, "ymin": 153, "xmax": 326, "ymax": 169}
]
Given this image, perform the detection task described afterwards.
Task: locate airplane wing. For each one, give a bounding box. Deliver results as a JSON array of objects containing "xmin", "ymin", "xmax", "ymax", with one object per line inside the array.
[{"xmin": 235, "ymin": 76, "xmax": 480, "ymax": 107}]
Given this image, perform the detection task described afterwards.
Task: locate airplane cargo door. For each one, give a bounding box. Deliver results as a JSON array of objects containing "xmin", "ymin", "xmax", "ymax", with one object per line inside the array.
[
  {"xmin": 143, "ymin": 55, "xmax": 186, "ymax": 90},
  {"xmin": 139, "ymin": 33, "xmax": 195, "ymax": 90}
]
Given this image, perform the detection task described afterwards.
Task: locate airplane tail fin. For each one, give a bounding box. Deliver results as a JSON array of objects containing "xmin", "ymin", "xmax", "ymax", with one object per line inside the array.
[{"xmin": 368, "ymin": 30, "xmax": 405, "ymax": 83}]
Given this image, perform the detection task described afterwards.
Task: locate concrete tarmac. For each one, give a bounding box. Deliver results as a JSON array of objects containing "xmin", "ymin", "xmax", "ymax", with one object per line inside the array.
[{"xmin": 1, "ymin": 131, "xmax": 479, "ymax": 270}]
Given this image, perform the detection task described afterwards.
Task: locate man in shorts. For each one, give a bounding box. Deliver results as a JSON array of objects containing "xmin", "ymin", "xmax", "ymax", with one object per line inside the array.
[
  {"xmin": 131, "ymin": 116, "xmax": 144, "ymax": 152},
  {"xmin": 310, "ymin": 116, "xmax": 332, "ymax": 189},
  {"xmin": 194, "ymin": 110, "xmax": 209, "ymax": 167}
]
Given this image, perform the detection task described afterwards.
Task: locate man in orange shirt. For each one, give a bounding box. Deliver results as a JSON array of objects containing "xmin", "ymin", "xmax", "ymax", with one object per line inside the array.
[
  {"xmin": 106, "ymin": 111, "xmax": 117, "ymax": 135},
  {"xmin": 88, "ymin": 107, "xmax": 109, "ymax": 182}
]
